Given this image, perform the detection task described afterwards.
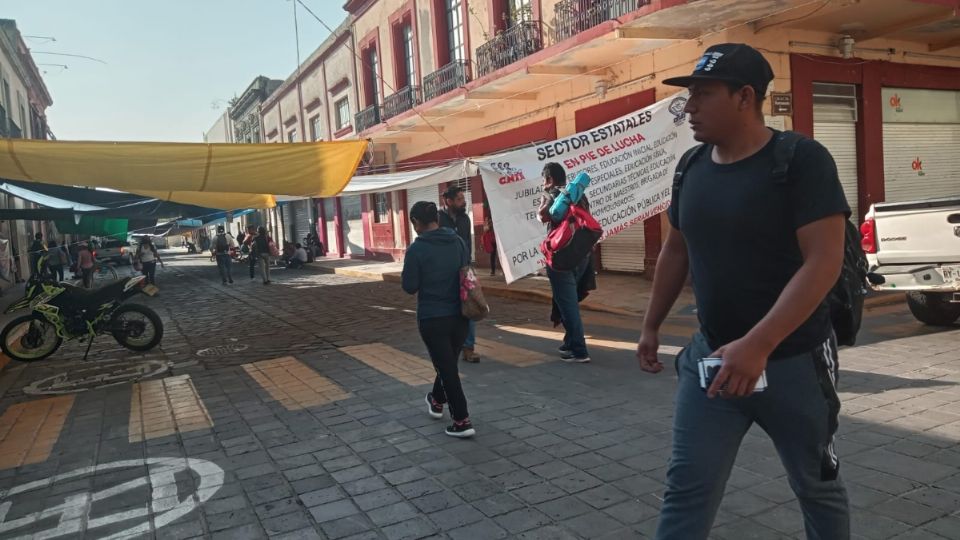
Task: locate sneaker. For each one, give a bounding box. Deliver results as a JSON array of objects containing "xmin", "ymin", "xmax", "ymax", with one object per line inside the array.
[
  {"xmin": 425, "ymin": 393, "xmax": 443, "ymax": 419},
  {"xmin": 462, "ymin": 348, "xmax": 479, "ymax": 363},
  {"xmin": 445, "ymin": 419, "xmax": 476, "ymax": 438},
  {"xmin": 558, "ymin": 344, "xmax": 571, "ymax": 355},
  {"xmin": 560, "ymin": 351, "xmax": 591, "ymax": 363},
  {"xmin": 229, "ymin": 279, "xmax": 234, "ymax": 284}
]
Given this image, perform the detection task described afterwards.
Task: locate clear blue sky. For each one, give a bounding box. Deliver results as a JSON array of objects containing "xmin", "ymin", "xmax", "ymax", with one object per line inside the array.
[{"xmin": 5, "ymin": 0, "xmax": 348, "ymax": 142}]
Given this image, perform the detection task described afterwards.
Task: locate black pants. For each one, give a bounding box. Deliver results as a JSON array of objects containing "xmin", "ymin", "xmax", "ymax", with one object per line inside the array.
[
  {"xmin": 142, "ymin": 261, "xmax": 157, "ymax": 285},
  {"xmin": 489, "ymin": 252, "xmax": 497, "ymax": 274},
  {"xmin": 81, "ymin": 268, "xmax": 94, "ymax": 288},
  {"xmin": 248, "ymin": 252, "xmax": 257, "ymax": 278},
  {"xmin": 418, "ymin": 315, "xmax": 470, "ymax": 421},
  {"xmin": 216, "ymin": 254, "xmax": 233, "ymax": 282},
  {"xmin": 48, "ymin": 264, "xmax": 64, "ymax": 282}
]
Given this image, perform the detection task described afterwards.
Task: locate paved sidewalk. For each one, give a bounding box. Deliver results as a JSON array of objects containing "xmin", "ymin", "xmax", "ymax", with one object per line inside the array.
[
  {"xmin": 0, "ymin": 253, "xmax": 954, "ymax": 540},
  {"xmin": 312, "ymin": 257, "xmax": 900, "ymax": 317}
]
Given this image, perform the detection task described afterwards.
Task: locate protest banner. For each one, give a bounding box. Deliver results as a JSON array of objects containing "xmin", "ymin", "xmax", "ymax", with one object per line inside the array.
[{"xmin": 478, "ymin": 91, "xmax": 697, "ymax": 283}]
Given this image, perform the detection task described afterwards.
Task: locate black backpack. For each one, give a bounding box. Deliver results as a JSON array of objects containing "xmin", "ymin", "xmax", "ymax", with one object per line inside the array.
[
  {"xmin": 215, "ymin": 234, "xmax": 229, "ymax": 254},
  {"xmin": 672, "ymin": 131, "xmax": 868, "ymax": 347}
]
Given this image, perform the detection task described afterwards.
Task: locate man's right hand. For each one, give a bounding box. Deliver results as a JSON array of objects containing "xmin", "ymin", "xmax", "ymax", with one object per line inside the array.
[{"xmin": 637, "ymin": 331, "xmax": 664, "ymax": 373}]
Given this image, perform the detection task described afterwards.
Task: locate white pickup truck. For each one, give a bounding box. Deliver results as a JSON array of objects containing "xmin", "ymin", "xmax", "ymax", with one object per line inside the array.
[{"xmin": 861, "ymin": 197, "xmax": 960, "ymax": 326}]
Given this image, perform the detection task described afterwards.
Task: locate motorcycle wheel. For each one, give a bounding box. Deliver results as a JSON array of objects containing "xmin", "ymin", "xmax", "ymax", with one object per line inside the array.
[
  {"xmin": 0, "ymin": 314, "xmax": 63, "ymax": 362},
  {"xmin": 111, "ymin": 304, "xmax": 164, "ymax": 352}
]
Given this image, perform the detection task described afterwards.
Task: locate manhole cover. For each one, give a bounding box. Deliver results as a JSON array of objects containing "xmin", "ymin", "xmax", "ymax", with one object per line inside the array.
[
  {"xmin": 23, "ymin": 360, "xmax": 169, "ymax": 395},
  {"xmin": 196, "ymin": 344, "xmax": 249, "ymax": 357}
]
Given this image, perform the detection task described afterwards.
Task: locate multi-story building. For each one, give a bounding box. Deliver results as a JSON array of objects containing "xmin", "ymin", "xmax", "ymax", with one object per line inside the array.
[
  {"xmin": 223, "ymin": 76, "xmax": 283, "ymax": 238},
  {"xmin": 203, "ymin": 110, "xmax": 234, "ymax": 144},
  {"xmin": 0, "ymin": 19, "xmax": 54, "ymax": 286},
  {"xmin": 260, "ymin": 19, "xmax": 367, "ymax": 257},
  {"xmin": 309, "ymin": 0, "xmax": 960, "ymax": 274}
]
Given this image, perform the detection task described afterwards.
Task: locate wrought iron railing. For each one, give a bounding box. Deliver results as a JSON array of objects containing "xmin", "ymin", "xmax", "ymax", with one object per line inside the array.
[
  {"xmin": 355, "ymin": 103, "xmax": 382, "ymax": 133},
  {"xmin": 423, "ymin": 60, "xmax": 472, "ymax": 102},
  {"xmin": 382, "ymin": 86, "xmax": 422, "ymax": 121},
  {"xmin": 476, "ymin": 21, "xmax": 544, "ymax": 77},
  {"xmin": 553, "ymin": 0, "xmax": 651, "ymax": 43}
]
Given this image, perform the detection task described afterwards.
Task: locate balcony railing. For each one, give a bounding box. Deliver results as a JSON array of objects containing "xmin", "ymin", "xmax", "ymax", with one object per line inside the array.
[
  {"xmin": 355, "ymin": 103, "xmax": 382, "ymax": 133},
  {"xmin": 423, "ymin": 60, "xmax": 472, "ymax": 102},
  {"xmin": 476, "ymin": 21, "xmax": 544, "ymax": 78},
  {"xmin": 553, "ymin": 0, "xmax": 651, "ymax": 43},
  {"xmin": 382, "ymin": 86, "xmax": 422, "ymax": 121}
]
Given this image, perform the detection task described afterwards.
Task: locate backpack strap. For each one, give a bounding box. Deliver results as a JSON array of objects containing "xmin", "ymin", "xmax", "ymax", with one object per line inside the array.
[
  {"xmin": 671, "ymin": 143, "xmax": 708, "ymax": 229},
  {"xmin": 770, "ymin": 130, "xmax": 804, "ymax": 184}
]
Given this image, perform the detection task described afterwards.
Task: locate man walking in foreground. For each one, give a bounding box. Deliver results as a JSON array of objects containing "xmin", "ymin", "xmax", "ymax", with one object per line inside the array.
[
  {"xmin": 637, "ymin": 44, "xmax": 851, "ymax": 539},
  {"xmin": 439, "ymin": 185, "xmax": 480, "ymax": 363}
]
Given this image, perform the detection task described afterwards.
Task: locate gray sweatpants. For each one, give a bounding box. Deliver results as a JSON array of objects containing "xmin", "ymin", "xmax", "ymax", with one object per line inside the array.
[{"xmin": 656, "ymin": 332, "xmax": 850, "ymax": 540}]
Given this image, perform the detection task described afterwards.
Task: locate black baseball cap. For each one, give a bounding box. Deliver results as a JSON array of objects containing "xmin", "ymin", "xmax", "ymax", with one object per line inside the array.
[{"xmin": 663, "ymin": 43, "xmax": 774, "ymax": 97}]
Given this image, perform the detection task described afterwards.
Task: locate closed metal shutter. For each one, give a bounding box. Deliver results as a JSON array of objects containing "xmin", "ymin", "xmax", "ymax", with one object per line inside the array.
[
  {"xmin": 323, "ymin": 198, "xmax": 337, "ymax": 254},
  {"xmin": 882, "ymin": 123, "xmax": 960, "ymax": 203},
  {"xmin": 281, "ymin": 203, "xmax": 295, "ymax": 243},
  {"xmin": 601, "ymin": 221, "xmax": 645, "ymax": 273},
  {"xmin": 293, "ymin": 200, "xmax": 312, "ymax": 243},
  {"xmin": 341, "ymin": 195, "xmax": 365, "ymax": 255},
  {"xmin": 406, "ymin": 185, "xmax": 438, "ymax": 243},
  {"xmin": 814, "ymin": 122, "xmax": 859, "ymax": 222}
]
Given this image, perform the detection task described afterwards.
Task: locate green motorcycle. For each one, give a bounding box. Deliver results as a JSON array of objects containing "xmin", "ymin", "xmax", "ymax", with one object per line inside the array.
[{"xmin": 1, "ymin": 267, "xmax": 163, "ymax": 362}]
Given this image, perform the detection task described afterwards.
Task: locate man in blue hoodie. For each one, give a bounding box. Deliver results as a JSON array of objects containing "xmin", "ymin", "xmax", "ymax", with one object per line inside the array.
[{"xmin": 402, "ymin": 201, "xmax": 476, "ymax": 438}]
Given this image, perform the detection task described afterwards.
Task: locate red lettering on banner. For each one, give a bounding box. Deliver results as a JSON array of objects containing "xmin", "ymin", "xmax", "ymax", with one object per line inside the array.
[{"xmin": 498, "ymin": 172, "xmax": 527, "ymax": 185}]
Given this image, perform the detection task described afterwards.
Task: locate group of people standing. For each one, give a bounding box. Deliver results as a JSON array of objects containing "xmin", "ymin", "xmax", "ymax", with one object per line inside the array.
[
  {"xmin": 210, "ymin": 225, "xmax": 276, "ymax": 285},
  {"xmin": 25, "ymin": 233, "xmax": 161, "ymax": 288}
]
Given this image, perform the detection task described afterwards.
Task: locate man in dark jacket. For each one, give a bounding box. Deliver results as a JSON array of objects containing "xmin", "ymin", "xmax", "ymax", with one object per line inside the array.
[{"xmin": 440, "ymin": 186, "xmax": 480, "ymax": 363}]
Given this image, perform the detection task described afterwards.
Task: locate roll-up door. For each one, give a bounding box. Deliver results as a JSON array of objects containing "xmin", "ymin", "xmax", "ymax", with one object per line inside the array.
[
  {"xmin": 341, "ymin": 195, "xmax": 365, "ymax": 256},
  {"xmin": 601, "ymin": 224, "xmax": 645, "ymax": 273}
]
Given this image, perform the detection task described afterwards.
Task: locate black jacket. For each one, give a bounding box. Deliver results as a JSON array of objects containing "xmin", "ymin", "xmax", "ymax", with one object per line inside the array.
[{"xmin": 439, "ymin": 209, "xmax": 472, "ymax": 253}]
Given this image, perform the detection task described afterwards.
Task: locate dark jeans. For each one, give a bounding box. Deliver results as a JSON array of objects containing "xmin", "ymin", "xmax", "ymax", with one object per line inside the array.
[
  {"xmin": 142, "ymin": 261, "xmax": 157, "ymax": 285},
  {"xmin": 248, "ymin": 252, "xmax": 257, "ymax": 278},
  {"xmin": 546, "ymin": 258, "xmax": 590, "ymax": 358},
  {"xmin": 215, "ymin": 254, "xmax": 232, "ymax": 282},
  {"xmin": 656, "ymin": 332, "xmax": 849, "ymax": 540},
  {"xmin": 287, "ymin": 259, "xmax": 304, "ymax": 269},
  {"xmin": 489, "ymin": 252, "xmax": 497, "ymax": 274},
  {"xmin": 81, "ymin": 267, "xmax": 94, "ymax": 288},
  {"xmin": 418, "ymin": 315, "xmax": 470, "ymax": 421},
  {"xmin": 48, "ymin": 264, "xmax": 64, "ymax": 282}
]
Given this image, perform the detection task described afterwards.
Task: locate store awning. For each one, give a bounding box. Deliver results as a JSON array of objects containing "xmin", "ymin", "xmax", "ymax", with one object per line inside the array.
[
  {"xmin": 0, "ymin": 138, "xmax": 368, "ymax": 208},
  {"xmin": 275, "ymin": 159, "xmax": 478, "ymax": 201}
]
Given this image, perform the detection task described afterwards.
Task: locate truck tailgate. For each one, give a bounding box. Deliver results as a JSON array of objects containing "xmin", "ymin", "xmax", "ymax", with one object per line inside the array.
[{"xmin": 875, "ymin": 198, "xmax": 960, "ymax": 265}]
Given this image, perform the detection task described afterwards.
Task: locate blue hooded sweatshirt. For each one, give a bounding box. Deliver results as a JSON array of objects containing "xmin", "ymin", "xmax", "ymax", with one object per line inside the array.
[{"xmin": 402, "ymin": 227, "xmax": 466, "ymax": 320}]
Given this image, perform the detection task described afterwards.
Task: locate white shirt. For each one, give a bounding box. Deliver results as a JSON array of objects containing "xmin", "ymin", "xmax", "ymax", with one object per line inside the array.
[{"xmin": 294, "ymin": 248, "xmax": 308, "ymax": 262}]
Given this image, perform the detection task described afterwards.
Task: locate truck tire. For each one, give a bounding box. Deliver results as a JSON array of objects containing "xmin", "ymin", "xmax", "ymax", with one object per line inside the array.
[{"xmin": 906, "ymin": 292, "xmax": 960, "ymax": 326}]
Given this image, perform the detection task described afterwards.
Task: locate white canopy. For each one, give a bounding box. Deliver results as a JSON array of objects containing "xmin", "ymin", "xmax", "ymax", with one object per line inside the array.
[{"xmin": 276, "ymin": 159, "xmax": 478, "ymax": 202}]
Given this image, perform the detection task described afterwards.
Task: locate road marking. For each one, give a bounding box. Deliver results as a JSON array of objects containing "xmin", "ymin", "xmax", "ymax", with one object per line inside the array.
[
  {"xmin": 129, "ymin": 375, "xmax": 212, "ymax": 442},
  {"xmin": 23, "ymin": 359, "xmax": 168, "ymax": 395},
  {"xmin": 341, "ymin": 343, "xmax": 441, "ymax": 386},
  {"xmin": 0, "ymin": 395, "xmax": 75, "ymax": 471},
  {"xmin": 474, "ymin": 338, "xmax": 548, "ymax": 367},
  {"xmin": 494, "ymin": 325, "xmax": 683, "ymax": 356},
  {"xmin": 243, "ymin": 357, "xmax": 351, "ymax": 410},
  {"xmin": 0, "ymin": 457, "xmax": 223, "ymax": 539}
]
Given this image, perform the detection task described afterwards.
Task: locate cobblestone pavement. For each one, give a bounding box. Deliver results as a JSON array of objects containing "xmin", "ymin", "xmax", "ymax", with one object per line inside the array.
[{"xmin": 0, "ymin": 252, "xmax": 957, "ymax": 539}]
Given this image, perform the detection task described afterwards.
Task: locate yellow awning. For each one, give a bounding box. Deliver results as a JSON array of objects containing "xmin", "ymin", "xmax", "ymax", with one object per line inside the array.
[{"xmin": 0, "ymin": 138, "xmax": 368, "ymax": 209}]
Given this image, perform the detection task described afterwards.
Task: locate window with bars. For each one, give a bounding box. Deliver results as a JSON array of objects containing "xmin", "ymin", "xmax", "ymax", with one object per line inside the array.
[
  {"xmin": 309, "ymin": 116, "xmax": 321, "ymax": 141},
  {"xmin": 402, "ymin": 22, "xmax": 416, "ymax": 87},
  {"xmin": 365, "ymin": 46, "xmax": 382, "ymax": 106},
  {"xmin": 446, "ymin": 0, "xmax": 465, "ymax": 63},
  {"xmin": 335, "ymin": 98, "xmax": 351, "ymax": 130},
  {"xmin": 373, "ymin": 192, "xmax": 390, "ymax": 223}
]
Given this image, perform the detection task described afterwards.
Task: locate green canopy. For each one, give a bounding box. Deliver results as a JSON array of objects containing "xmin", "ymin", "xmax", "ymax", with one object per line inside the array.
[{"xmin": 54, "ymin": 216, "xmax": 130, "ymax": 238}]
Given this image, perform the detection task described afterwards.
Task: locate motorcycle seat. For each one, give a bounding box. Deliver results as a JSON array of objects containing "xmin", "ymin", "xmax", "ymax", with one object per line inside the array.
[{"xmin": 60, "ymin": 280, "xmax": 131, "ymax": 309}]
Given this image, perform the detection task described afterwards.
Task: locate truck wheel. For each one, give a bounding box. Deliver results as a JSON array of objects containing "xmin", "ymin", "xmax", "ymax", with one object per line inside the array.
[{"xmin": 906, "ymin": 292, "xmax": 960, "ymax": 326}]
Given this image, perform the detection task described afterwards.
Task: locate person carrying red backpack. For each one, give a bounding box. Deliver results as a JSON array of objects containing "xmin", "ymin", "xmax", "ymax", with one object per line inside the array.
[{"xmin": 539, "ymin": 162, "xmax": 596, "ymax": 364}]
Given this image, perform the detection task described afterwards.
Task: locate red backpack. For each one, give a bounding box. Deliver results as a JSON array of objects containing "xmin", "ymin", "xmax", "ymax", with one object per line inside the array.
[{"xmin": 540, "ymin": 205, "xmax": 603, "ymax": 272}]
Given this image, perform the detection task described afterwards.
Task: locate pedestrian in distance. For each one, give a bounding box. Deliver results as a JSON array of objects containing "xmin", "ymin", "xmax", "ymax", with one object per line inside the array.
[
  {"xmin": 135, "ymin": 236, "xmax": 163, "ymax": 286},
  {"xmin": 77, "ymin": 242, "xmax": 97, "ymax": 289},
  {"xmin": 253, "ymin": 226, "xmax": 274, "ymax": 285},
  {"xmin": 46, "ymin": 240, "xmax": 68, "ymax": 282},
  {"xmin": 211, "ymin": 225, "xmax": 237, "ymax": 284},
  {"xmin": 28, "ymin": 232, "xmax": 46, "ymax": 279},
  {"xmin": 440, "ymin": 185, "xmax": 479, "ymax": 363},
  {"xmin": 243, "ymin": 225, "xmax": 257, "ymax": 279},
  {"xmin": 402, "ymin": 201, "xmax": 476, "ymax": 438},
  {"xmin": 287, "ymin": 243, "xmax": 307, "ymax": 269},
  {"xmin": 637, "ymin": 43, "xmax": 851, "ymax": 540},
  {"xmin": 482, "ymin": 218, "xmax": 498, "ymax": 277},
  {"xmin": 540, "ymin": 162, "xmax": 593, "ymax": 364}
]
